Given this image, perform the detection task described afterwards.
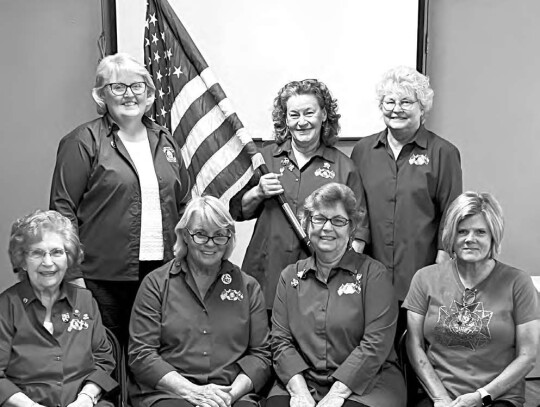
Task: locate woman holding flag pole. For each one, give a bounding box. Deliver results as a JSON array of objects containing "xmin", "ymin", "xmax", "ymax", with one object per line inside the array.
[{"xmin": 230, "ymin": 79, "xmax": 370, "ymax": 313}]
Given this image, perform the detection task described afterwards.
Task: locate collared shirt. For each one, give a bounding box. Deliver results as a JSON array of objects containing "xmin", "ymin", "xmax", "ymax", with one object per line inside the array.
[
  {"xmin": 128, "ymin": 260, "xmax": 271, "ymax": 407},
  {"xmin": 0, "ymin": 280, "xmax": 117, "ymax": 407},
  {"xmin": 270, "ymin": 250, "xmax": 405, "ymax": 407},
  {"xmin": 351, "ymin": 126, "xmax": 462, "ymax": 300},
  {"xmin": 230, "ymin": 139, "xmax": 369, "ymax": 307},
  {"xmin": 50, "ymin": 115, "xmax": 191, "ymax": 281},
  {"xmin": 403, "ymin": 260, "xmax": 540, "ymax": 405}
]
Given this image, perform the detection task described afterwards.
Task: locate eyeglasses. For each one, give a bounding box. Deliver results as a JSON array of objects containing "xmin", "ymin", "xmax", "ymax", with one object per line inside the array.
[
  {"xmin": 107, "ymin": 82, "xmax": 147, "ymax": 96},
  {"xmin": 381, "ymin": 99, "xmax": 418, "ymax": 111},
  {"xmin": 187, "ymin": 230, "xmax": 232, "ymax": 246},
  {"xmin": 462, "ymin": 288, "xmax": 477, "ymax": 305},
  {"xmin": 309, "ymin": 215, "xmax": 350, "ymax": 227},
  {"xmin": 26, "ymin": 248, "xmax": 66, "ymax": 261}
]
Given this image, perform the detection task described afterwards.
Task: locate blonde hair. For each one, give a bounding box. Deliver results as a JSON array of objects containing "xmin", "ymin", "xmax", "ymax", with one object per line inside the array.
[
  {"xmin": 442, "ymin": 191, "xmax": 504, "ymax": 258},
  {"xmin": 173, "ymin": 196, "xmax": 236, "ymax": 261},
  {"xmin": 91, "ymin": 53, "xmax": 156, "ymax": 115}
]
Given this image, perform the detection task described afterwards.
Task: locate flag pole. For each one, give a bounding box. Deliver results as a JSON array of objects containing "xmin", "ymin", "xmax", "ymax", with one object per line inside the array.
[{"xmin": 250, "ymin": 153, "xmax": 313, "ymax": 256}]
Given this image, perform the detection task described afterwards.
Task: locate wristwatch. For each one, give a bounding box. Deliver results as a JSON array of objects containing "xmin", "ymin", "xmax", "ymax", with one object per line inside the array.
[
  {"xmin": 477, "ymin": 387, "xmax": 492, "ymax": 406},
  {"xmin": 78, "ymin": 391, "xmax": 97, "ymax": 405}
]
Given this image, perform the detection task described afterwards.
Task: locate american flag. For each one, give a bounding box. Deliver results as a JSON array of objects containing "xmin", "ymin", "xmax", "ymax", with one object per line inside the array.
[{"xmin": 144, "ymin": 0, "xmax": 263, "ymax": 204}]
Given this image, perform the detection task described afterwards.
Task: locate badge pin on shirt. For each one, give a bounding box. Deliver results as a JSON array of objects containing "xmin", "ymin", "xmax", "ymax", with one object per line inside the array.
[
  {"xmin": 221, "ymin": 273, "xmax": 232, "ymax": 285},
  {"xmin": 163, "ymin": 147, "xmax": 177, "ymax": 163}
]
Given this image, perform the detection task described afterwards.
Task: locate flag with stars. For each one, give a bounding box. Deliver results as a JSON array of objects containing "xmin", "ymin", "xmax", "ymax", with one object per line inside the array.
[{"xmin": 144, "ymin": 0, "xmax": 263, "ymax": 205}]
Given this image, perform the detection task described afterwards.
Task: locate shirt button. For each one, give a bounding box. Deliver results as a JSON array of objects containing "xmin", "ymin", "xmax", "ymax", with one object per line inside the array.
[
  {"xmin": 295, "ymin": 178, "xmax": 299, "ymax": 182},
  {"xmin": 203, "ymin": 351, "xmax": 208, "ymax": 356},
  {"xmin": 203, "ymin": 330, "xmax": 207, "ymax": 334},
  {"xmin": 56, "ymin": 381, "xmax": 62, "ymax": 386},
  {"xmin": 55, "ymin": 356, "xmax": 61, "ymax": 361}
]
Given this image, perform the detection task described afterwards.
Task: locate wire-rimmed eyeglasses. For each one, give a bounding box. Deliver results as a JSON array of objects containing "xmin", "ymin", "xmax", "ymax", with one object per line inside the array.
[
  {"xmin": 381, "ymin": 99, "xmax": 418, "ymax": 111},
  {"xmin": 107, "ymin": 82, "xmax": 147, "ymax": 96},
  {"xmin": 25, "ymin": 248, "xmax": 66, "ymax": 261},
  {"xmin": 187, "ymin": 230, "xmax": 232, "ymax": 246}
]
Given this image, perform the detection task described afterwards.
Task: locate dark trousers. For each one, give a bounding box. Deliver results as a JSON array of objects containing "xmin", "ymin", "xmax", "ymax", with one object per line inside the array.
[
  {"xmin": 86, "ymin": 260, "xmax": 163, "ymax": 348},
  {"xmin": 266, "ymin": 396, "xmax": 368, "ymax": 407},
  {"xmin": 153, "ymin": 399, "xmax": 256, "ymax": 407},
  {"xmin": 415, "ymin": 394, "xmax": 514, "ymax": 407}
]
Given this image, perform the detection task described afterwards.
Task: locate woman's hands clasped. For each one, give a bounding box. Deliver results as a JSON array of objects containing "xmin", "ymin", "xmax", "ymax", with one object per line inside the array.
[
  {"xmin": 184, "ymin": 384, "xmax": 233, "ymax": 407},
  {"xmin": 290, "ymin": 393, "xmax": 316, "ymax": 407}
]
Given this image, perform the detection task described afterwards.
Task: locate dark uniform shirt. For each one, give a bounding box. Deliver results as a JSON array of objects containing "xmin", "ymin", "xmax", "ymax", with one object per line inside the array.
[
  {"xmin": 0, "ymin": 280, "xmax": 117, "ymax": 407},
  {"xmin": 230, "ymin": 139, "xmax": 369, "ymax": 307},
  {"xmin": 50, "ymin": 114, "xmax": 190, "ymax": 281},
  {"xmin": 351, "ymin": 126, "xmax": 462, "ymax": 300},
  {"xmin": 270, "ymin": 250, "xmax": 405, "ymax": 407},
  {"xmin": 128, "ymin": 260, "xmax": 271, "ymax": 407}
]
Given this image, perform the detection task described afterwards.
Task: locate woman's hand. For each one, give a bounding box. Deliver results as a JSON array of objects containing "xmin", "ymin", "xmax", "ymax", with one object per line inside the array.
[
  {"xmin": 290, "ymin": 393, "xmax": 316, "ymax": 407},
  {"xmin": 66, "ymin": 394, "xmax": 94, "ymax": 407},
  {"xmin": 315, "ymin": 393, "xmax": 346, "ymax": 407},
  {"xmin": 257, "ymin": 173, "xmax": 284, "ymax": 198},
  {"xmin": 183, "ymin": 384, "xmax": 233, "ymax": 407},
  {"xmin": 316, "ymin": 381, "xmax": 351, "ymax": 407},
  {"xmin": 449, "ymin": 392, "xmax": 481, "ymax": 407},
  {"xmin": 433, "ymin": 397, "xmax": 453, "ymax": 407}
]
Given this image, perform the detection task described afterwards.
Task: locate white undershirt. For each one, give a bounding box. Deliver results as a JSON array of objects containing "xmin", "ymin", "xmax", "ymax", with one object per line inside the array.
[
  {"xmin": 43, "ymin": 320, "xmax": 54, "ymax": 334},
  {"xmin": 122, "ymin": 137, "xmax": 164, "ymax": 260}
]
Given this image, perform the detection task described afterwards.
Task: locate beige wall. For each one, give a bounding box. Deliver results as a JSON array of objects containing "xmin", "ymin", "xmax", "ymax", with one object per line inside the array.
[
  {"xmin": 424, "ymin": 0, "xmax": 540, "ymax": 275},
  {"xmin": 0, "ymin": 1, "xmax": 102, "ymax": 291},
  {"xmin": 1, "ymin": 1, "xmax": 539, "ymax": 293}
]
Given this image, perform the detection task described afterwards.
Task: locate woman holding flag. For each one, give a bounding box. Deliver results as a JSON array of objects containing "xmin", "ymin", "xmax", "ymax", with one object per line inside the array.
[{"xmin": 230, "ymin": 79, "xmax": 369, "ymax": 313}]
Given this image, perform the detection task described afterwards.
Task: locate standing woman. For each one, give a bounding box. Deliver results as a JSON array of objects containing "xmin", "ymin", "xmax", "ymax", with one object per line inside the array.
[
  {"xmin": 230, "ymin": 79, "xmax": 369, "ymax": 311},
  {"xmin": 50, "ymin": 53, "xmax": 190, "ymax": 346},
  {"xmin": 351, "ymin": 66, "xmax": 462, "ymax": 337}
]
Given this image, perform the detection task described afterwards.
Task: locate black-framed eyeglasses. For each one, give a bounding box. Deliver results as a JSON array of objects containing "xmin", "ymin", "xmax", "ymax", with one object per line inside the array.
[
  {"xmin": 107, "ymin": 82, "xmax": 147, "ymax": 96},
  {"xmin": 462, "ymin": 288, "xmax": 477, "ymax": 305},
  {"xmin": 381, "ymin": 99, "xmax": 418, "ymax": 111},
  {"xmin": 187, "ymin": 230, "xmax": 232, "ymax": 246},
  {"xmin": 309, "ymin": 215, "xmax": 350, "ymax": 227},
  {"xmin": 25, "ymin": 248, "xmax": 66, "ymax": 261}
]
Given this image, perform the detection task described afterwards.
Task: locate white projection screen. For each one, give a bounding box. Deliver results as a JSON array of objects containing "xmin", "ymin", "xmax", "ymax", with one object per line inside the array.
[{"xmin": 116, "ymin": 0, "xmax": 425, "ymax": 141}]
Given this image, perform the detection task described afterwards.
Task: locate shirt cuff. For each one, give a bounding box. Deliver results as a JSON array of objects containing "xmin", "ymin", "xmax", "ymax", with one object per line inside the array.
[
  {"xmin": 236, "ymin": 356, "xmax": 270, "ymax": 392},
  {"xmin": 274, "ymin": 352, "xmax": 310, "ymax": 386},
  {"xmin": 0, "ymin": 379, "xmax": 23, "ymax": 406},
  {"xmin": 332, "ymin": 364, "xmax": 374, "ymax": 395},
  {"xmin": 133, "ymin": 359, "xmax": 177, "ymax": 389},
  {"xmin": 85, "ymin": 370, "xmax": 118, "ymax": 394}
]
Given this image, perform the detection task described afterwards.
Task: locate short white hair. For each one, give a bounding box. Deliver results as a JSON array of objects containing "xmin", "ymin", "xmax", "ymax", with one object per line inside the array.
[
  {"xmin": 91, "ymin": 53, "xmax": 156, "ymax": 115},
  {"xmin": 376, "ymin": 66, "xmax": 434, "ymax": 122}
]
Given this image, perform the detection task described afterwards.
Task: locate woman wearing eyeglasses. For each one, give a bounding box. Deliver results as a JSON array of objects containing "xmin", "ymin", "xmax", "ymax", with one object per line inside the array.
[
  {"xmin": 0, "ymin": 210, "xmax": 117, "ymax": 407},
  {"xmin": 268, "ymin": 183, "xmax": 405, "ymax": 407},
  {"xmin": 49, "ymin": 53, "xmax": 190, "ymax": 347},
  {"xmin": 230, "ymin": 79, "xmax": 369, "ymax": 315},
  {"xmin": 350, "ymin": 66, "xmax": 463, "ymax": 342},
  {"xmin": 129, "ymin": 196, "xmax": 271, "ymax": 407},
  {"xmin": 403, "ymin": 192, "xmax": 539, "ymax": 407}
]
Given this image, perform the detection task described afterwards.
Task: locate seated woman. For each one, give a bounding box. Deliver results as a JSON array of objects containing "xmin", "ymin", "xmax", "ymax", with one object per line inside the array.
[
  {"xmin": 403, "ymin": 192, "xmax": 540, "ymax": 407},
  {"xmin": 268, "ymin": 183, "xmax": 405, "ymax": 407},
  {"xmin": 128, "ymin": 196, "xmax": 271, "ymax": 407},
  {"xmin": 0, "ymin": 210, "xmax": 117, "ymax": 407}
]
